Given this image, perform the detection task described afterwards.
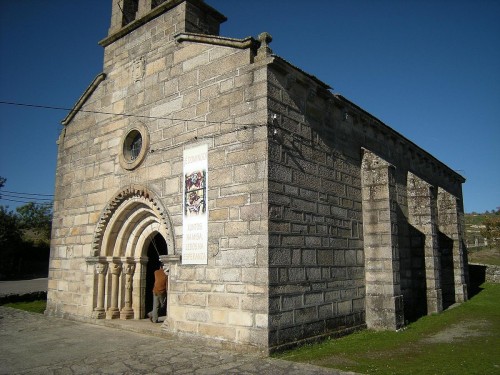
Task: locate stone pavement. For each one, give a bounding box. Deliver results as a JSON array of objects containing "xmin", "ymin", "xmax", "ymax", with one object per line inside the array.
[{"xmin": 0, "ymin": 306, "xmax": 358, "ymax": 375}]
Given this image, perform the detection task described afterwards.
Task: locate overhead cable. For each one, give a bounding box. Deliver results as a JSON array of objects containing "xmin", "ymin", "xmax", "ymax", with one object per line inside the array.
[
  {"xmin": 0, "ymin": 197, "xmax": 53, "ymax": 205},
  {"xmin": 1, "ymin": 189, "xmax": 54, "ymax": 197},
  {"xmin": 0, "ymin": 100, "xmax": 268, "ymax": 128},
  {"xmin": 1, "ymin": 192, "xmax": 53, "ymax": 201}
]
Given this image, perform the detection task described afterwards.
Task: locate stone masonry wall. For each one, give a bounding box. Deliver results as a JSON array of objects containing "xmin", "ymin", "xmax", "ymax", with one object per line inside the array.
[
  {"xmin": 48, "ymin": 0, "xmax": 468, "ymax": 352},
  {"xmin": 48, "ymin": 1, "xmax": 270, "ymax": 350},
  {"xmin": 265, "ymin": 56, "xmax": 466, "ymax": 349},
  {"xmin": 266, "ymin": 64, "xmax": 366, "ymax": 350}
]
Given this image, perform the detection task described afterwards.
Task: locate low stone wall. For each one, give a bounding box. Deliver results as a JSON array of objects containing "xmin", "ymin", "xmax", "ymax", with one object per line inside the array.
[
  {"xmin": 484, "ymin": 264, "xmax": 500, "ymax": 283},
  {"xmin": 469, "ymin": 263, "xmax": 500, "ymax": 284}
]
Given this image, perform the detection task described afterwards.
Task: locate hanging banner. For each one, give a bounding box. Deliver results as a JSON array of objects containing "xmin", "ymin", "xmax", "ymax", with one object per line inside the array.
[{"xmin": 182, "ymin": 144, "xmax": 208, "ymax": 264}]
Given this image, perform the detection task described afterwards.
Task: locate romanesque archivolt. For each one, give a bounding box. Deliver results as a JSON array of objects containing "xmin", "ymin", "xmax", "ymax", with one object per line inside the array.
[{"xmin": 91, "ymin": 185, "xmax": 174, "ymax": 257}]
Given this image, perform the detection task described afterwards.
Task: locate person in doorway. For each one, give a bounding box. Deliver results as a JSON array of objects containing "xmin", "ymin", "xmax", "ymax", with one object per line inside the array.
[{"xmin": 147, "ymin": 263, "xmax": 167, "ymax": 323}]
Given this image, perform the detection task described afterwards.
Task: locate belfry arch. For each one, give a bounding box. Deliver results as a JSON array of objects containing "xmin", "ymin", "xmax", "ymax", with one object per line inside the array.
[{"xmin": 86, "ymin": 185, "xmax": 174, "ymax": 320}]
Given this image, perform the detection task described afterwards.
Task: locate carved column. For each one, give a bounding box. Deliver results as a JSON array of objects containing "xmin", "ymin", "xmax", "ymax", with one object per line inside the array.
[
  {"xmin": 107, "ymin": 260, "xmax": 122, "ymax": 319},
  {"xmin": 120, "ymin": 260, "xmax": 136, "ymax": 320},
  {"xmin": 133, "ymin": 257, "xmax": 149, "ymax": 319},
  {"xmin": 92, "ymin": 261, "xmax": 108, "ymax": 319}
]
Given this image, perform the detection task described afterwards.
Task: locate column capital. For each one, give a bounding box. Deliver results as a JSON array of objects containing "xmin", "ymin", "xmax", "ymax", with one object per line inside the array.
[
  {"xmin": 109, "ymin": 262, "xmax": 122, "ymax": 275},
  {"xmin": 95, "ymin": 262, "xmax": 109, "ymax": 275},
  {"xmin": 123, "ymin": 262, "xmax": 136, "ymax": 275}
]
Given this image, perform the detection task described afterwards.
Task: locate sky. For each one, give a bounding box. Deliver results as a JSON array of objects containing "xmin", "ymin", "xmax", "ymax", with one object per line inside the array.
[{"xmin": 0, "ymin": 0, "xmax": 499, "ymax": 213}]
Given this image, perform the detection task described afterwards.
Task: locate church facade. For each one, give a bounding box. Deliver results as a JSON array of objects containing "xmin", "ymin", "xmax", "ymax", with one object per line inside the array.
[{"xmin": 46, "ymin": 0, "xmax": 468, "ymax": 353}]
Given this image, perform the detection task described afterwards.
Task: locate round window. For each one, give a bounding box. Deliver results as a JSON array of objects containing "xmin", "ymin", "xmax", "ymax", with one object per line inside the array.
[
  {"xmin": 124, "ymin": 130, "xmax": 142, "ymax": 161},
  {"xmin": 119, "ymin": 124, "xmax": 149, "ymax": 170}
]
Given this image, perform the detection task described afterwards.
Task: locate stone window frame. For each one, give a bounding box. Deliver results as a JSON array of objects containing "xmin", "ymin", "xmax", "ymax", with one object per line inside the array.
[{"xmin": 119, "ymin": 123, "xmax": 150, "ymax": 170}]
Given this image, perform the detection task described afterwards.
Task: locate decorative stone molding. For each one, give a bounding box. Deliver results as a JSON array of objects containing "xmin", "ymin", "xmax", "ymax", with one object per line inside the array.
[
  {"xmin": 91, "ymin": 185, "xmax": 174, "ymax": 257},
  {"xmin": 61, "ymin": 73, "xmax": 106, "ymax": 126},
  {"xmin": 160, "ymin": 254, "xmax": 180, "ymax": 266},
  {"xmin": 175, "ymin": 32, "xmax": 258, "ymax": 51}
]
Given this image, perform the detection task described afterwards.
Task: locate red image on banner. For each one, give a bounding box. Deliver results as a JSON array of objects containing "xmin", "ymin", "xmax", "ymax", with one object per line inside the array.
[{"xmin": 184, "ymin": 170, "xmax": 206, "ymax": 216}]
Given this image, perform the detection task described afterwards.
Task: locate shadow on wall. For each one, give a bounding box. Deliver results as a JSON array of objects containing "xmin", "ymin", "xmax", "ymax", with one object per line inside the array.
[
  {"xmin": 438, "ymin": 231, "xmax": 456, "ymax": 310},
  {"xmin": 468, "ymin": 264, "xmax": 486, "ymax": 298},
  {"xmin": 405, "ymin": 223, "xmax": 427, "ymax": 323}
]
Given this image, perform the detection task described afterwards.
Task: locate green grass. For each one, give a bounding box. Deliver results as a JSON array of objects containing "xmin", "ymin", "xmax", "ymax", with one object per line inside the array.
[
  {"xmin": 465, "ymin": 213, "xmax": 497, "ymax": 226},
  {"xmin": 468, "ymin": 246, "xmax": 500, "ymax": 266},
  {"xmin": 275, "ymin": 283, "xmax": 500, "ymax": 375},
  {"xmin": 4, "ymin": 299, "xmax": 47, "ymax": 314}
]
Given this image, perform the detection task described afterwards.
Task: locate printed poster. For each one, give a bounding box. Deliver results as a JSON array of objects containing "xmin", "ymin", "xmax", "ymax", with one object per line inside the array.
[{"xmin": 182, "ymin": 144, "xmax": 208, "ymax": 264}]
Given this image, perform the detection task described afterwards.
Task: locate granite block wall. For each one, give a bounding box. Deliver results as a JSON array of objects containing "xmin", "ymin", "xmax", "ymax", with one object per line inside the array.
[{"xmin": 48, "ymin": 0, "xmax": 468, "ymax": 353}]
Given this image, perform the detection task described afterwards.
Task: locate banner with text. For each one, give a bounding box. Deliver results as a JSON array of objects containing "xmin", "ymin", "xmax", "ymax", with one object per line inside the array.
[{"xmin": 182, "ymin": 144, "xmax": 208, "ymax": 264}]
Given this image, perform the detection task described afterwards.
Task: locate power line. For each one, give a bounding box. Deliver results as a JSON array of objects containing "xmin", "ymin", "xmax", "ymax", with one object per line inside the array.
[
  {"xmin": 1, "ymin": 192, "xmax": 53, "ymax": 201},
  {"xmin": 1, "ymin": 190, "xmax": 54, "ymax": 197},
  {"xmin": 0, "ymin": 197, "xmax": 53, "ymax": 205},
  {"xmin": 0, "ymin": 100, "xmax": 269, "ymax": 128}
]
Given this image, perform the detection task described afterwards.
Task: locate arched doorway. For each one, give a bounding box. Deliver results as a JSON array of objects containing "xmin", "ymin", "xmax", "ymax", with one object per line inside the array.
[
  {"xmin": 144, "ymin": 233, "xmax": 168, "ymax": 318},
  {"xmin": 88, "ymin": 186, "xmax": 174, "ymax": 320}
]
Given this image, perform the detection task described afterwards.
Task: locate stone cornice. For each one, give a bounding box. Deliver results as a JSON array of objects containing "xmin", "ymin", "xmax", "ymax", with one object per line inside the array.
[
  {"xmin": 175, "ymin": 32, "xmax": 259, "ymax": 51},
  {"xmin": 270, "ymin": 55, "xmax": 333, "ymax": 91},
  {"xmin": 61, "ymin": 73, "xmax": 106, "ymax": 126},
  {"xmin": 337, "ymin": 94, "xmax": 466, "ymax": 184}
]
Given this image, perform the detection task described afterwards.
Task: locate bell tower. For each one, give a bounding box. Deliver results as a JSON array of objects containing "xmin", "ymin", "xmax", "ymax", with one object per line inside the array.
[{"xmin": 103, "ymin": 0, "xmax": 226, "ymax": 47}]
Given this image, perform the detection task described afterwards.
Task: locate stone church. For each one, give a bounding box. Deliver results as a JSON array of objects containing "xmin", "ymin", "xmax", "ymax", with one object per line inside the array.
[{"xmin": 47, "ymin": 0, "xmax": 469, "ymax": 353}]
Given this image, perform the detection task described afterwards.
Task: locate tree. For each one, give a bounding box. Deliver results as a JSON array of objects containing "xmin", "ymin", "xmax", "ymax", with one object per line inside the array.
[
  {"xmin": 0, "ymin": 206, "xmax": 24, "ymax": 278},
  {"xmin": 0, "ymin": 206, "xmax": 22, "ymax": 249},
  {"xmin": 16, "ymin": 202, "xmax": 53, "ymax": 244},
  {"xmin": 481, "ymin": 216, "xmax": 500, "ymax": 248},
  {"xmin": 0, "ymin": 179, "xmax": 52, "ymax": 279}
]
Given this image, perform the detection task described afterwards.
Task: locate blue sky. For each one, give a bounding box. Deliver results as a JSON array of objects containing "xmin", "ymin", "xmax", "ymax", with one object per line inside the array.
[{"xmin": 1, "ymin": 0, "xmax": 499, "ymax": 213}]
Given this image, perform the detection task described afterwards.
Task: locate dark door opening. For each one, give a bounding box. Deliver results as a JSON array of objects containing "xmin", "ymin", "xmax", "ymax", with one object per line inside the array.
[{"xmin": 144, "ymin": 233, "xmax": 168, "ymax": 318}]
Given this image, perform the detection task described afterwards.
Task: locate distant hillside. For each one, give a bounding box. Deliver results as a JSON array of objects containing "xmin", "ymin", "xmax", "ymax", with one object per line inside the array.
[{"xmin": 465, "ymin": 211, "xmax": 499, "ymax": 248}]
